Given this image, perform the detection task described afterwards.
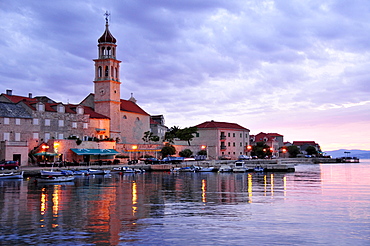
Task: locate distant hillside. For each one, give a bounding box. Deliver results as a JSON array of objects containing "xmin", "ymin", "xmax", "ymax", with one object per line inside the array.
[{"xmin": 324, "ymin": 149, "xmax": 370, "ymax": 159}]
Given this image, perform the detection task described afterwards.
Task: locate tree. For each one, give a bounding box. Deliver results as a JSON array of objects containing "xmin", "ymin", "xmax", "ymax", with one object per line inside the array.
[
  {"xmin": 287, "ymin": 145, "xmax": 300, "ymax": 158},
  {"xmin": 305, "ymin": 146, "xmax": 318, "ymax": 156},
  {"xmin": 142, "ymin": 131, "xmax": 160, "ymax": 143},
  {"xmin": 179, "ymin": 149, "xmax": 193, "ymax": 158},
  {"xmin": 160, "ymin": 143, "xmax": 176, "ymax": 158},
  {"xmin": 197, "ymin": 149, "xmax": 207, "ymax": 156},
  {"xmin": 176, "ymin": 126, "xmax": 198, "ymax": 146},
  {"xmin": 164, "ymin": 126, "xmax": 180, "ymax": 143},
  {"xmin": 251, "ymin": 142, "xmax": 272, "ymax": 159}
]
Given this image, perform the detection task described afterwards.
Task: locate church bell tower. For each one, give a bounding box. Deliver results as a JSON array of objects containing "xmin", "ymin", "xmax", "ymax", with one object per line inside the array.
[{"xmin": 93, "ymin": 12, "xmax": 122, "ymax": 139}]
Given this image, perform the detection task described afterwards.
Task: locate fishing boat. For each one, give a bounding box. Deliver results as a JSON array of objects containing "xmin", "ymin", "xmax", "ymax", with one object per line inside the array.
[
  {"xmin": 0, "ymin": 171, "xmax": 24, "ymax": 179},
  {"xmin": 37, "ymin": 175, "xmax": 75, "ymax": 183}
]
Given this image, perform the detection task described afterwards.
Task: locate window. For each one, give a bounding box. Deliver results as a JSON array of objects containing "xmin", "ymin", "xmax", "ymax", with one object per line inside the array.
[
  {"xmin": 240, "ymin": 133, "xmax": 242, "ymax": 138},
  {"xmin": 77, "ymin": 107, "xmax": 84, "ymax": 114},
  {"xmin": 195, "ymin": 132, "xmax": 200, "ymax": 137},
  {"xmin": 123, "ymin": 115, "xmax": 127, "ymax": 119},
  {"xmin": 72, "ymin": 122, "xmax": 77, "ymax": 128},
  {"xmin": 58, "ymin": 120, "xmax": 64, "ymax": 127},
  {"xmin": 15, "ymin": 118, "xmax": 20, "ymax": 125},
  {"xmin": 3, "ymin": 132, "xmax": 10, "ymax": 141},
  {"xmin": 38, "ymin": 104, "xmax": 44, "ymax": 112},
  {"xmin": 233, "ymin": 142, "xmax": 235, "ymax": 147},
  {"xmin": 136, "ymin": 117, "xmax": 140, "ymax": 121},
  {"xmin": 58, "ymin": 134, "xmax": 64, "ymax": 139},
  {"xmin": 240, "ymin": 142, "xmax": 242, "ymax": 147},
  {"xmin": 4, "ymin": 118, "xmax": 9, "ymax": 125},
  {"xmin": 83, "ymin": 123, "xmax": 88, "ymax": 129},
  {"xmin": 33, "ymin": 132, "xmax": 39, "ymax": 139},
  {"xmin": 233, "ymin": 133, "xmax": 235, "ymax": 137},
  {"xmin": 45, "ymin": 133, "xmax": 50, "ymax": 141},
  {"xmin": 228, "ymin": 133, "xmax": 230, "ymax": 137},
  {"xmin": 58, "ymin": 105, "xmax": 65, "ymax": 113},
  {"xmin": 33, "ymin": 118, "xmax": 39, "ymax": 125},
  {"xmin": 45, "ymin": 119, "xmax": 50, "ymax": 126},
  {"xmin": 15, "ymin": 133, "xmax": 20, "ymax": 141},
  {"xmin": 228, "ymin": 142, "xmax": 230, "ymax": 147}
]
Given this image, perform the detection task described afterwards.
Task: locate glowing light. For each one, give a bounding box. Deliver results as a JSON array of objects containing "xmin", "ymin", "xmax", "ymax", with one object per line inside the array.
[
  {"xmin": 201, "ymin": 145, "xmax": 207, "ymax": 149},
  {"xmin": 283, "ymin": 176, "xmax": 287, "ymax": 199},
  {"xmin": 132, "ymin": 145, "xmax": 138, "ymax": 150},
  {"xmin": 40, "ymin": 188, "xmax": 47, "ymax": 216}
]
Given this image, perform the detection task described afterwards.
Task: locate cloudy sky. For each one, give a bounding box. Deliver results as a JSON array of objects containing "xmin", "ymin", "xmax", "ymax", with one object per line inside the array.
[{"xmin": 1, "ymin": 0, "xmax": 370, "ymax": 151}]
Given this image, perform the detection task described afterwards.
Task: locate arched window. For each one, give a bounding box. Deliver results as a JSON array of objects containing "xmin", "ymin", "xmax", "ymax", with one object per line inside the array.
[
  {"xmin": 115, "ymin": 67, "xmax": 118, "ymax": 79},
  {"xmin": 111, "ymin": 66, "xmax": 114, "ymax": 78},
  {"xmin": 107, "ymin": 47, "xmax": 111, "ymax": 56},
  {"xmin": 112, "ymin": 47, "xmax": 115, "ymax": 57},
  {"xmin": 98, "ymin": 66, "xmax": 102, "ymax": 78},
  {"xmin": 101, "ymin": 47, "xmax": 105, "ymax": 57},
  {"xmin": 105, "ymin": 66, "xmax": 109, "ymax": 76}
]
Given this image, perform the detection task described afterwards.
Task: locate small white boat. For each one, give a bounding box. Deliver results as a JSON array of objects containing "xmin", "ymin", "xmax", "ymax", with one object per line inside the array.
[
  {"xmin": 232, "ymin": 162, "xmax": 247, "ymax": 172},
  {"xmin": 37, "ymin": 175, "xmax": 75, "ymax": 183},
  {"xmin": 72, "ymin": 169, "xmax": 90, "ymax": 175},
  {"xmin": 41, "ymin": 170, "xmax": 73, "ymax": 176},
  {"xmin": 0, "ymin": 171, "xmax": 24, "ymax": 179},
  {"xmin": 88, "ymin": 169, "xmax": 110, "ymax": 175},
  {"xmin": 218, "ymin": 165, "xmax": 232, "ymax": 172},
  {"xmin": 197, "ymin": 167, "xmax": 215, "ymax": 172}
]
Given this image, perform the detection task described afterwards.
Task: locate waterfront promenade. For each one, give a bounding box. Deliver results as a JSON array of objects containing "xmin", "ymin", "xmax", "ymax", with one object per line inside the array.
[{"xmin": 8, "ymin": 157, "xmax": 337, "ymax": 177}]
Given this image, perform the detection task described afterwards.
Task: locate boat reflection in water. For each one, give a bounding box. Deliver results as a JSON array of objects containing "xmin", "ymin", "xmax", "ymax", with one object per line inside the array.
[{"xmin": 0, "ymin": 162, "xmax": 369, "ymax": 245}]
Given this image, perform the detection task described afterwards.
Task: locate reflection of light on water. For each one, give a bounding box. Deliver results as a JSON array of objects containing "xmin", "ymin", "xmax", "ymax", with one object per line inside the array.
[
  {"xmin": 52, "ymin": 186, "xmax": 59, "ymax": 217},
  {"xmin": 264, "ymin": 175, "xmax": 267, "ymax": 196},
  {"xmin": 41, "ymin": 188, "xmax": 47, "ymax": 216},
  {"xmin": 52, "ymin": 185, "xmax": 60, "ymax": 228},
  {"xmin": 248, "ymin": 173, "xmax": 252, "ymax": 203},
  {"xmin": 270, "ymin": 174, "xmax": 274, "ymax": 197},
  {"xmin": 202, "ymin": 179, "xmax": 207, "ymax": 203},
  {"xmin": 283, "ymin": 176, "xmax": 287, "ymax": 199},
  {"xmin": 132, "ymin": 181, "xmax": 137, "ymax": 215}
]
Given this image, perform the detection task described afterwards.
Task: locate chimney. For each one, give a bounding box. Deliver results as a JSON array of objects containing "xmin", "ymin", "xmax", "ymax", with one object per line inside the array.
[
  {"xmin": 6, "ymin": 89, "xmax": 12, "ymax": 96},
  {"xmin": 29, "ymin": 93, "xmax": 33, "ymax": 98}
]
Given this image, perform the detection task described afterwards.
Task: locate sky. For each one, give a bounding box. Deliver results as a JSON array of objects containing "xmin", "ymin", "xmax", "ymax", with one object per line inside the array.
[{"xmin": 0, "ymin": 0, "xmax": 369, "ymax": 151}]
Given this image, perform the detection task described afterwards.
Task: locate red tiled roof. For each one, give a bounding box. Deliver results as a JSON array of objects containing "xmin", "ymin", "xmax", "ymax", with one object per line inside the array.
[
  {"xmin": 120, "ymin": 99, "xmax": 149, "ymax": 116},
  {"xmin": 292, "ymin": 141, "xmax": 318, "ymax": 146},
  {"xmin": 2, "ymin": 94, "xmax": 38, "ymax": 103},
  {"xmin": 195, "ymin": 121, "xmax": 249, "ymax": 131},
  {"xmin": 82, "ymin": 106, "xmax": 110, "ymax": 119}
]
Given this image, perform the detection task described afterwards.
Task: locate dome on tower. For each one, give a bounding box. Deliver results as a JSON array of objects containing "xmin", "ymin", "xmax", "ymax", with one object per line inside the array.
[{"xmin": 98, "ymin": 21, "xmax": 116, "ymax": 44}]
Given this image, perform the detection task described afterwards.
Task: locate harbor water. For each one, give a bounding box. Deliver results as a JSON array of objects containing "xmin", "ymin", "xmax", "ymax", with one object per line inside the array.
[{"xmin": 0, "ymin": 160, "xmax": 370, "ymax": 245}]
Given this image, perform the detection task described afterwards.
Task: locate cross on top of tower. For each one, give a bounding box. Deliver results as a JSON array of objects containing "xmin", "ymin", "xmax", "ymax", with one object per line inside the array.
[{"xmin": 104, "ymin": 11, "xmax": 110, "ymax": 24}]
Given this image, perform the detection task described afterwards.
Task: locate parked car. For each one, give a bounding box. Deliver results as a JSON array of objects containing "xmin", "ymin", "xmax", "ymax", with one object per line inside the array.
[
  {"xmin": 0, "ymin": 160, "xmax": 19, "ymax": 170},
  {"xmin": 238, "ymin": 155, "xmax": 250, "ymax": 160},
  {"xmin": 219, "ymin": 155, "xmax": 231, "ymax": 160}
]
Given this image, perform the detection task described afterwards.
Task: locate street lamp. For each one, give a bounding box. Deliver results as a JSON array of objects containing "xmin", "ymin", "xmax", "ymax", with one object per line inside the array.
[
  {"xmin": 201, "ymin": 145, "xmax": 207, "ymax": 160},
  {"xmin": 42, "ymin": 145, "xmax": 49, "ymax": 164}
]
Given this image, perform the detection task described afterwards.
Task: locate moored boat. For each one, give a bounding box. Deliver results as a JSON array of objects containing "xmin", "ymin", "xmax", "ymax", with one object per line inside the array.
[
  {"xmin": 0, "ymin": 171, "xmax": 24, "ymax": 179},
  {"xmin": 218, "ymin": 164, "xmax": 232, "ymax": 172},
  {"xmin": 88, "ymin": 169, "xmax": 110, "ymax": 175},
  {"xmin": 41, "ymin": 170, "xmax": 74, "ymax": 176},
  {"xmin": 254, "ymin": 166, "xmax": 265, "ymax": 172},
  {"xmin": 197, "ymin": 166, "xmax": 215, "ymax": 172},
  {"xmin": 37, "ymin": 175, "xmax": 75, "ymax": 183},
  {"xmin": 232, "ymin": 161, "xmax": 247, "ymax": 172}
]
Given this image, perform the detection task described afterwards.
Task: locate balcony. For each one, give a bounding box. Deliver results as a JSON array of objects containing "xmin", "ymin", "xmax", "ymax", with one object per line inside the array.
[
  {"xmin": 220, "ymin": 146, "xmax": 227, "ymax": 151},
  {"xmin": 220, "ymin": 135, "xmax": 226, "ymax": 140}
]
